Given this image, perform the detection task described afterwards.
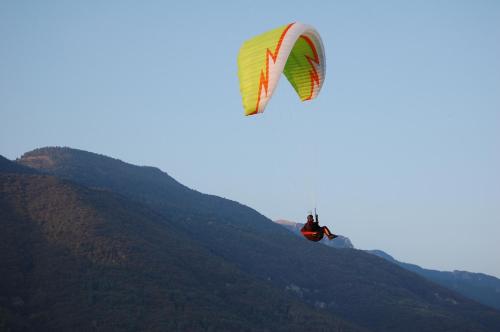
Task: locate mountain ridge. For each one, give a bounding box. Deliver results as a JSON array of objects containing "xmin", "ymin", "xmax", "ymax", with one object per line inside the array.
[
  {"xmin": 1, "ymin": 165, "xmax": 358, "ymax": 331},
  {"xmin": 6, "ymin": 146, "xmax": 500, "ymax": 331},
  {"xmin": 274, "ymin": 217, "xmax": 500, "ymax": 311},
  {"xmin": 368, "ymin": 250, "xmax": 500, "ymax": 311}
]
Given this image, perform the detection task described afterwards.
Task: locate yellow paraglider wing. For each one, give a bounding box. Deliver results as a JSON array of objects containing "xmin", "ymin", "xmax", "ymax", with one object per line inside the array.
[{"xmin": 237, "ymin": 22, "xmax": 326, "ymax": 116}]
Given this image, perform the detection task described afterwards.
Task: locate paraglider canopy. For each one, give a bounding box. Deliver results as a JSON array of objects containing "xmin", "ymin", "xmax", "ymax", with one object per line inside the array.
[{"xmin": 238, "ymin": 22, "xmax": 326, "ymax": 115}]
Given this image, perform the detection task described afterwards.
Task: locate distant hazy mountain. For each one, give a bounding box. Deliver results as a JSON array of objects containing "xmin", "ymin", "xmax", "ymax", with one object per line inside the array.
[
  {"xmin": 0, "ymin": 155, "xmax": 37, "ymax": 174},
  {"xmin": 368, "ymin": 250, "xmax": 500, "ymax": 311},
  {"xmin": 274, "ymin": 219, "xmax": 354, "ymax": 249},
  {"xmin": 2, "ymin": 147, "xmax": 499, "ymax": 331},
  {"xmin": 274, "ymin": 217, "xmax": 500, "ymax": 312}
]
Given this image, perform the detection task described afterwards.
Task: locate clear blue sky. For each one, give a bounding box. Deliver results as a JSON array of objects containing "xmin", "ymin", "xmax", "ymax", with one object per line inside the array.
[{"xmin": 1, "ymin": 0, "xmax": 499, "ymax": 277}]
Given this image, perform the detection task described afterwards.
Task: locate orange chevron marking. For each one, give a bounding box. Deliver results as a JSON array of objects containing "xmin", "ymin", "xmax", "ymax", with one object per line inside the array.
[
  {"xmin": 250, "ymin": 23, "xmax": 295, "ymax": 116},
  {"xmin": 300, "ymin": 35, "xmax": 321, "ymax": 101}
]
